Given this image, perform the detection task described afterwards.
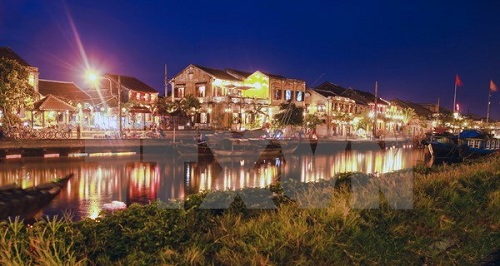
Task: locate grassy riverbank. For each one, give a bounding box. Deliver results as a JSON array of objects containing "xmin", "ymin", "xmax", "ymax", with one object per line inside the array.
[{"xmin": 1, "ymin": 154, "xmax": 499, "ymax": 265}]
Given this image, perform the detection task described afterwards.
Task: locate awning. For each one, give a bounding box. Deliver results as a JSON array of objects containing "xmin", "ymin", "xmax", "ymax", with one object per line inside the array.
[
  {"xmin": 128, "ymin": 106, "xmax": 151, "ymax": 113},
  {"xmin": 236, "ymin": 85, "xmax": 254, "ymax": 90}
]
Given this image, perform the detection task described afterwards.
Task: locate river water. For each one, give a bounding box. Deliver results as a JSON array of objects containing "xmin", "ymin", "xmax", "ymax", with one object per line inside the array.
[{"xmin": 0, "ymin": 147, "xmax": 428, "ymax": 220}]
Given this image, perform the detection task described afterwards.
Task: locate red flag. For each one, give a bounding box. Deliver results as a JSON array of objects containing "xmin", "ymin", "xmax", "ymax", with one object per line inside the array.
[
  {"xmin": 455, "ymin": 74, "xmax": 463, "ymax": 87},
  {"xmin": 490, "ymin": 80, "xmax": 498, "ymax": 92}
]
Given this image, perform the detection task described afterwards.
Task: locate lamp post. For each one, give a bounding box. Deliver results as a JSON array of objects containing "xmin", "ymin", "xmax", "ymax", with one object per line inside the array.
[{"xmin": 87, "ymin": 72, "xmax": 122, "ymax": 139}]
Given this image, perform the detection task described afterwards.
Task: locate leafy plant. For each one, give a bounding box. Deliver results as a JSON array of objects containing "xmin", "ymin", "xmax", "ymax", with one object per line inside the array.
[{"xmin": 0, "ymin": 57, "xmax": 38, "ymax": 127}]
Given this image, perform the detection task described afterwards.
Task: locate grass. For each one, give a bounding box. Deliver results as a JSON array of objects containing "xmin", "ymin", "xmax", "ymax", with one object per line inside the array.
[{"xmin": 0, "ymin": 154, "xmax": 499, "ymax": 265}]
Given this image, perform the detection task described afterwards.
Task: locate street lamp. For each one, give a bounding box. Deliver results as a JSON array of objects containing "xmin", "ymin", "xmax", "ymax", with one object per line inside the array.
[{"xmin": 87, "ymin": 71, "xmax": 122, "ymax": 139}]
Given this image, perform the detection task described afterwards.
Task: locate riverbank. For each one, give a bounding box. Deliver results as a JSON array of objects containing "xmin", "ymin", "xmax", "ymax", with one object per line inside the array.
[
  {"xmin": 0, "ymin": 154, "xmax": 498, "ymax": 264},
  {"xmin": 0, "ymin": 137, "xmax": 414, "ymax": 158}
]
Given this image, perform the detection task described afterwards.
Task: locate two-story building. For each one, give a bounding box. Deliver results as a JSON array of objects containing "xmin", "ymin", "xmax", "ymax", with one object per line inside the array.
[
  {"xmin": 314, "ymin": 82, "xmax": 391, "ymax": 138},
  {"xmin": 90, "ymin": 74, "xmax": 159, "ymax": 131},
  {"xmin": 305, "ymin": 88, "xmax": 356, "ymax": 137},
  {"xmin": 170, "ymin": 64, "xmax": 306, "ymax": 130}
]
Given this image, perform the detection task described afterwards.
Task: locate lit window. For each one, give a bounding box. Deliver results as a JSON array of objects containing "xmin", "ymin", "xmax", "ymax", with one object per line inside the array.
[
  {"xmin": 296, "ymin": 91, "xmax": 303, "ymax": 102},
  {"xmin": 197, "ymin": 85, "xmax": 206, "ymax": 97},
  {"xmin": 274, "ymin": 88, "xmax": 282, "ymax": 100},
  {"xmin": 175, "ymin": 87, "xmax": 185, "ymax": 98},
  {"xmin": 28, "ymin": 73, "xmax": 35, "ymax": 87},
  {"xmin": 285, "ymin": 89, "xmax": 293, "ymax": 101}
]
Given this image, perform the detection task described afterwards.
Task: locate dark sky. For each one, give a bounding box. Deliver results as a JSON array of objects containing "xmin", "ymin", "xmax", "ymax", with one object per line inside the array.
[{"xmin": 2, "ymin": 0, "xmax": 500, "ymax": 119}]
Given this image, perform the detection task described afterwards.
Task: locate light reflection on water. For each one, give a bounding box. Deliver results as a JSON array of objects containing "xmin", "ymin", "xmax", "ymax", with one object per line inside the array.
[{"xmin": 0, "ymin": 148, "xmax": 427, "ymax": 220}]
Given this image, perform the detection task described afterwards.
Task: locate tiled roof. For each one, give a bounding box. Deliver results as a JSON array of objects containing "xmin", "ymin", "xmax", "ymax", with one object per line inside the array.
[
  {"xmin": 315, "ymin": 82, "xmax": 389, "ymax": 106},
  {"xmin": 225, "ymin": 68, "xmax": 253, "ymax": 79},
  {"xmin": 106, "ymin": 74, "xmax": 158, "ymax": 93},
  {"xmin": 391, "ymin": 99, "xmax": 434, "ymax": 118},
  {"xmin": 225, "ymin": 68, "xmax": 298, "ymax": 81},
  {"xmin": 39, "ymin": 79, "xmax": 92, "ymax": 103},
  {"xmin": 193, "ymin": 65, "xmax": 242, "ymax": 81},
  {"xmin": 418, "ymin": 103, "xmax": 453, "ymax": 115},
  {"xmin": 84, "ymin": 87, "xmax": 118, "ymax": 108},
  {"xmin": 33, "ymin": 95, "xmax": 76, "ymax": 111},
  {"xmin": 0, "ymin": 47, "xmax": 31, "ymax": 67},
  {"xmin": 313, "ymin": 88, "xmax": 338, "ymax": 98},
  {"xmin": 315, "ymin": 82, "xmax": 347, "ymax": 96}
]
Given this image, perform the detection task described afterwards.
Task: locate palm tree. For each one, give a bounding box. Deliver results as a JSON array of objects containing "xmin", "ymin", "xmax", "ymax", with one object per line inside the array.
[{"xmin": 273, "ymin": 102, "xmax": 304, "ymax": 128}]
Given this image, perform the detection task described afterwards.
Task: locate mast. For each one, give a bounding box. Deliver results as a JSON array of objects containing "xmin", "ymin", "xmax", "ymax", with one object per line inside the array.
[
  {"xmin": 453, "ymin": 74, "xmax": 462, "ymax": 114},
  {"xmin": 453, "ymin": 78, "xmax": 457, "ymax": 113},
  {"xmin": 164, "ymin": 64, "xmax": 168, "ymax": 97},
  {"xmin": 373, "ymin": 81, "xmax": 378, "ymax": 138},
  {"xmin": 487, "ymin": 84, "xmax": 492, "ymax": 123}
]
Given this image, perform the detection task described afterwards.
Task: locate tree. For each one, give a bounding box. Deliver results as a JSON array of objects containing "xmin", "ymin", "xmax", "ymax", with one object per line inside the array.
[
  {"xmin": 273, "ymin": 102, "xmax": 304, "ymax": 127},
  {"xmin": 402, "ymin": 107, "xmax": 417, "ymax": 125},
  {"xmin": 303, "ymin": 114, "xmax": 323, "ymax": 129},
  {"xmin": 0, "ymin": 57, "xmax": 37, "ymax": 127},
  {"xmin": 160, "ymin": 94, "xmax": 201, "ymax": 127},
  {"xmin": 180, "ymin": 94, "xmax": 201, "ymax": 113}
]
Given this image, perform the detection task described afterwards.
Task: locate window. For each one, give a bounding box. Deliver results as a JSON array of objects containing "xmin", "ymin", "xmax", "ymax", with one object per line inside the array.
[
  {"xmin": 28, "ymin": 73, "xmax": 35, "ymax": 87},
  {"xmin": 274, "ymin": 88, "xmax": 282, "ymax": 100},
  {"xmin": 136, "ymin": 93, "xmax": 141, "ymax": 101},
  {"xmin": 174, "ymin": 87, "xmax": 185, "ymax": 98},
  {"xmin": 214, "ymin": 86, "xmax": 224, "ymax": 97},
  {"xmin": 285, "ymin": 89, "xmax": 293, "ymax": 101},
  {"xmin": 296, "ymin": 91, "xmax": 304, "ymax": 102},
  {"xmin": 196, "ymin": 84, "xmax": 206, "ymax": 97}
]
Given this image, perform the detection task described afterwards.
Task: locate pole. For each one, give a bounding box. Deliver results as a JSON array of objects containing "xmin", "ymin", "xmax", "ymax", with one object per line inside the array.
[
  {"xmin": 487, "ymin": 86, "xmax": 492, "ymax": 123},
  {"xmin": 373, "ymin": 81, "xmax": 378, "ymax": 139},
  {"xmin": 453, "ymin": 82, "xmax": 457, "ymax": 113},
  {"xmin": 173, "ymin": 117, "xmax": 176, "ymax": 143},
  {"xmin": 164, "ymin": 64, "xmax": 168, "ymax": 97},
  {"xmin": 118, "ymin": 75, "xmax": 122, "ymax": 139}
]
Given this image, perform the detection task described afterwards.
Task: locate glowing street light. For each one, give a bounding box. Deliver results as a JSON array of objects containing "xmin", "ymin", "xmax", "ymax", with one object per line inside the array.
[{"xmin": 86, "ymin": 70, "xmax": 122, "ymax": 138}]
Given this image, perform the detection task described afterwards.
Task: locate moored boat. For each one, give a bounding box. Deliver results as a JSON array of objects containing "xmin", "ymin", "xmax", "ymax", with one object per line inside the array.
[{"xmin": 175, "ymin": 139, "xmax": 212, "ymax": 157}]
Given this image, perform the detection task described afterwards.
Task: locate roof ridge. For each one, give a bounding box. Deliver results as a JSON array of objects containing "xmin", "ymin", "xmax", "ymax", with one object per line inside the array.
[{"xmin": 39, "ymin": 79, "xmax": 74, "ymax": 84}]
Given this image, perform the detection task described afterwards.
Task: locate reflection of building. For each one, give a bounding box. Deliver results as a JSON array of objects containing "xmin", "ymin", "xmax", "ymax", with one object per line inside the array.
[
  {"xmin": 170, "ymin": 64, "xmax": 306, "ymax": 130},
  {"xmin": 125, "ymin": 162, "xmax": 160, "ymax": 204}
]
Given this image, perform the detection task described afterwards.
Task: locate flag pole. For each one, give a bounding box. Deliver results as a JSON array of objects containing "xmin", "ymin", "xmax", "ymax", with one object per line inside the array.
[
  {"xmin": 486, "ymin": 84, "xmax": 492, "ymax": 123},
  {"xmin": 373, "ymin": 81, "xmax": 378, "ymax": 139},
  {"xmin": 453, "ymin": 79, "xmax": 457, "ymax": 114}
]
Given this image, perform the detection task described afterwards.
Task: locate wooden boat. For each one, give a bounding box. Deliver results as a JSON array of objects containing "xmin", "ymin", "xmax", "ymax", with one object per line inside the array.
[
  {"xmin": 209, "ymin": 138, "xmax": 299, "ymax": 157},
  {"xmin": 0, "ymin": 173, "xmax": 73, "ymax": 221},
  {"xmin": 427, "ymin": 129, "xmax": 499, "ymax": 161},
  {"xmin": 209, "ymin": 138, "xmax": 257, "ymax": 157},
  {"xmin": 175, "ymin": 140, "xmax": 212, "ymax": 156}
]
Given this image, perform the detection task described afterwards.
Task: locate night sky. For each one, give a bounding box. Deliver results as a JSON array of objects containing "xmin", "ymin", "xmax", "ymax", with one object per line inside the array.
[{"xmin": 2, "ymin": 0, "xmax": 500, "ymax": 120}]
